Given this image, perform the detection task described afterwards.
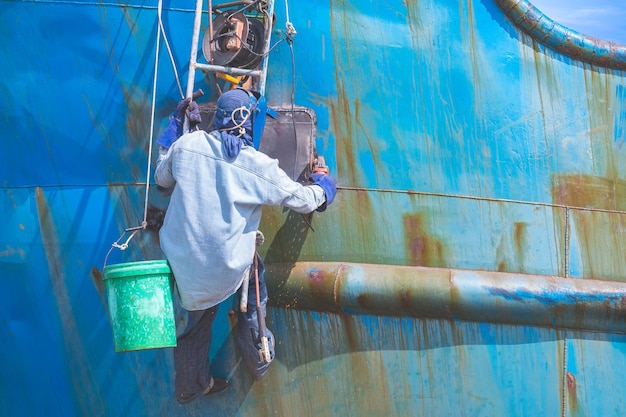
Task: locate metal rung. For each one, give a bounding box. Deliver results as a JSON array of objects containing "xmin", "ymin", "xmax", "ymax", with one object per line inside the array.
[
  {"xmin": 186, "ymin": 0, "xmax": 275, "ymax": 99},
  {"xmin": 194, "ymin": 62, "xmax": 262, "ymax": 77}
]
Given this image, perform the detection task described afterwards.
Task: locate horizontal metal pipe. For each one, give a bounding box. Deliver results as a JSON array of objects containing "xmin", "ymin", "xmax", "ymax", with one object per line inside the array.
[
  {"xmin": 494, "ymin": 0, "xmax": 626, "ymax": 70},
  {"xmin": 266, "ymin": 262, "xmax": 626, "ymax": 334}
]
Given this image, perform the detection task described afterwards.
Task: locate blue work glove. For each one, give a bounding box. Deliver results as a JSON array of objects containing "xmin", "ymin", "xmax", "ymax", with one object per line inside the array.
[
  {"xmin": 156, "ymin": 117, "xmax": 179, "ymax": 149},
  {"xmin": 310, "ymin": 173, "xmax": 336, "ymax": 212}
]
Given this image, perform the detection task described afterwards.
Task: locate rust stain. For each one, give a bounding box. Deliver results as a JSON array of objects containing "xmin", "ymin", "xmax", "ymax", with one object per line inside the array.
[
  {"xmin": 328, "ymin": 0, "xmax": 360, "ymax": 186},
  {"xmin": 356, "ymin": 293, "xmax": 368, "ymax": 308},
  {"xmin": 340, "ymin": 314, "xmax": 360, "ymax": 352},
  {"xmin": 566, "ymin": 371, "xmax": 579, "ymax": 413},
  {"xmin": 90, "ymin": 266, "xmax": 106, "ymax": 308},
  {"xmin": 337, "ymin": 188, "xmax": 379, "ymax": 261},
  {"xmin": 403, "ymin": 213, "xmax": 444, "ymax": 267},
  {"xmin": 0, "ymin": 245, "xmax": 25, "ymax": 260},
  {"xmin": 398, "ymin": 288, "xmax": 415, "ymax": 314},
  {"xmin": 307, "ymin": 268, "xmax": 326, "ymax": 286},
  {"xmin": 552, "ymin": 174, "xmax": 626, "ymax": 211},
  {"xmin": 35, "ymin": 188, "xmax": 105, "ymax": 416},
  {"xmin": 513, "ymin": 221, "xmax": 527, "ymax": 271},
  {"xmin": 553, "ymin": 174, "xmax": 626, "ymax": 280},
  {"xmin": 306, "ymin": 267, "xmax": 336, "ymax": 305},
  {"xmin": 105, "ymin": 86, "xmax": 153, "ymax": 186},
  {"xmin": 328, "ymin": 85, "xmax": 358, "ymax": 185},
  {"xmin": 513, "ymin": 222, "xmax": 526, "ymax": 253}
]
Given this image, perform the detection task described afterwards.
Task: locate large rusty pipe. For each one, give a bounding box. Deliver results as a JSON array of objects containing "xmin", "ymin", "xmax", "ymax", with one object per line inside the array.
[
  {"xmin": 266, "ymin": 262, "xmax": 626, "ymax": 334},
  {"xmin": 494, "ymin": 0, "xmax": 626, "ymax": 70}
]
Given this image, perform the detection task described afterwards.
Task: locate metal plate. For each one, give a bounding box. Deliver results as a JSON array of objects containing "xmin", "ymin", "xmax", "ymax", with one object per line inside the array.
[{"xmin": 199, "ymin": 105, "xmax": 316, "ymax": 181}]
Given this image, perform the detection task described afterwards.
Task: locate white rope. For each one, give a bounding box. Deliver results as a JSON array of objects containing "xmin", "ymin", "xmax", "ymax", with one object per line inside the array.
[
  {"xmin": 284, "ymin": 0, "xmax": 296, "ymax": 37},
  {"xmin": 143, "ymin": 0, "xmax": 163, "ymax": 228},
  {"xmin": 284, "ymin": 0, "xmax": 291, "ymax": 23},
  {"xmin": 158, "ymin": 3, "xmax": 184, "ymax": 99},
  {"xmin": 105, "ymin": 0, "xmax": 165, "ymax": 268}
]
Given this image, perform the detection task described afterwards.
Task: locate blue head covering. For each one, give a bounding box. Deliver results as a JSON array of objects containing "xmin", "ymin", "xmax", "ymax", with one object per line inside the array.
[{"xmin": 214, "ymin": 89, "xmax": 255, "ymax": 159}]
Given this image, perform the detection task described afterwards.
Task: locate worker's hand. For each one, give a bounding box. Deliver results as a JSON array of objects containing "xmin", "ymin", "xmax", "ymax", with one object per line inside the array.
[
  {"xmin": 311, "ymin": 173, "xmax": 336, "ymax": 212},
  {"xmin": 157, "ymin": 97, "xmax": 203, "ymax": 149},
  {"xmin": 186, "ymin": 100, "xmax": 202, "ymax": 130},
  {"xmin": 173, "ymin": 97, "xmax": 192, "ymax": 125}
]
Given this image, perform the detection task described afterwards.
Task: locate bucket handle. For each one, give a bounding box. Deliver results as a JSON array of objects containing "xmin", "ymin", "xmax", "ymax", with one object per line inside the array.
[
  {"xmin": 103, "ymin": 222, "xmax": 147, "ymax": 270},
  {"xmin": 112, "ymin": 224, "xmax": 145, "ymax": 250}
]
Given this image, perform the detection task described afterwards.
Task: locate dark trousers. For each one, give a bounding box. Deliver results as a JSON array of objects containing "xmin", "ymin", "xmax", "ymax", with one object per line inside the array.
[
  {"xmin": 173, "ymin": 256, "xmax": 274, "ymax": 400},
  {"xmin": 173, "ymin": 306, "xmax": 218, "ymax": 402}
]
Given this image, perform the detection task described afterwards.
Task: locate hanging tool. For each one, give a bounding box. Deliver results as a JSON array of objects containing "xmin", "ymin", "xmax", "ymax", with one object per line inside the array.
[
  {"xmin": 239, "ymin": 230, "xmax": 264, "ymax": 312},
  {"xmin": 254, "ymin": 251, "xmax": 272, "ymax": 364}
]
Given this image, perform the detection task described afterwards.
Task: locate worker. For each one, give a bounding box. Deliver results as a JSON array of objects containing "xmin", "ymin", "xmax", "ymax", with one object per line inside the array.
[{"xmin": 154, "ymin": 89, "xmax": 336, "ymax": 404}]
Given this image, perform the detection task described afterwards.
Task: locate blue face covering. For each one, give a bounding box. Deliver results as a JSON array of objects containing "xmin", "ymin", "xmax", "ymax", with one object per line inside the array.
[{"xmin": 214, "ymin": 89, "xmax": 255, "ymax": 159}]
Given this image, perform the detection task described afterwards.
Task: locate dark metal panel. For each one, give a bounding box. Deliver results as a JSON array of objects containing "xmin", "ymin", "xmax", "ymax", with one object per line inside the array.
[{"xmin": 197, "ymin": 105, "xmax": 318, "ymax": 181}]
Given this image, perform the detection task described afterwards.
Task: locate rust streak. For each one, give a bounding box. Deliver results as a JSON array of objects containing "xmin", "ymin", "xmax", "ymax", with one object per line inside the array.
[
  {"xmin": 403, "ymin": 213, "xmax": 444, "ymax": 267},
  {"xmin": 513, "ymin": 221, "xmax": 527, "ymax": 271},
  {"xmin": 566, "ymin": 371, "xmax": 578, "ymax": 413},
  {"xmin": 35, "ymin": 188, "xmax": 105, "ymax": 416},
  {"xmin": 90, "ymin": 266, "xmax": 107, "ymax": 308}
]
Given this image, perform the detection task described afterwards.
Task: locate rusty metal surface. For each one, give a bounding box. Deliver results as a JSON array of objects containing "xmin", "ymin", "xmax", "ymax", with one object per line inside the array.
[{"xmin": 3, "ymin": 0, "xmax": 626, "ymax": 416}]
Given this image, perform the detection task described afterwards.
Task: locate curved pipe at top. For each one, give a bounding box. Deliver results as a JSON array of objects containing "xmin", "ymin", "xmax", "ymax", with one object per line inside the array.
[{"xmin": 494, "ymin": 0, "xmax": 626, "ymax": 70}]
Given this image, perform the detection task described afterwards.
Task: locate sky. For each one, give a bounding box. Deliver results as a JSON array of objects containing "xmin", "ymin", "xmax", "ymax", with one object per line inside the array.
[{"xmin": 531, "ymin": 0, "xmax": 626, "ymax": 44}]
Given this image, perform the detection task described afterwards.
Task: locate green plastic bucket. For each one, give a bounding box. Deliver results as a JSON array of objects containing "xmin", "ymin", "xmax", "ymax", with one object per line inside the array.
[{"xmin": 103, "ymin": 260, "xmax": 177, "ymax": 352}]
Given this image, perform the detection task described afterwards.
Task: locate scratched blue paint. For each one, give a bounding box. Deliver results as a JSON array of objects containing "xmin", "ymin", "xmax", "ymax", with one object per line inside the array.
[
  {"xmin": 486, "ymin": 286, "xmax": 624, "ymax": 305},
  {"xmin": 615, "ymin": 84, "xmax": 626, "ymax": 146},
  {"xmin": 3, "ymin": 0, "xmax": 626, "ymax": 416}
]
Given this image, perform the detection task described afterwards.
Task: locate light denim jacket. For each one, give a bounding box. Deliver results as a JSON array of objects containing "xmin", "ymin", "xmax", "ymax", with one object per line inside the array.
[{"xmin": 155, "ymin": 130, "xmax": 326, "ymax": 311}]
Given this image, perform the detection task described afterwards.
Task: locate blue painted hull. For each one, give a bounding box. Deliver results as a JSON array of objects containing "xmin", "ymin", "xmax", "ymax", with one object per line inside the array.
[{"xmin": 3, "ymin": 0, "xmax": 626, "ymax": 415}]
